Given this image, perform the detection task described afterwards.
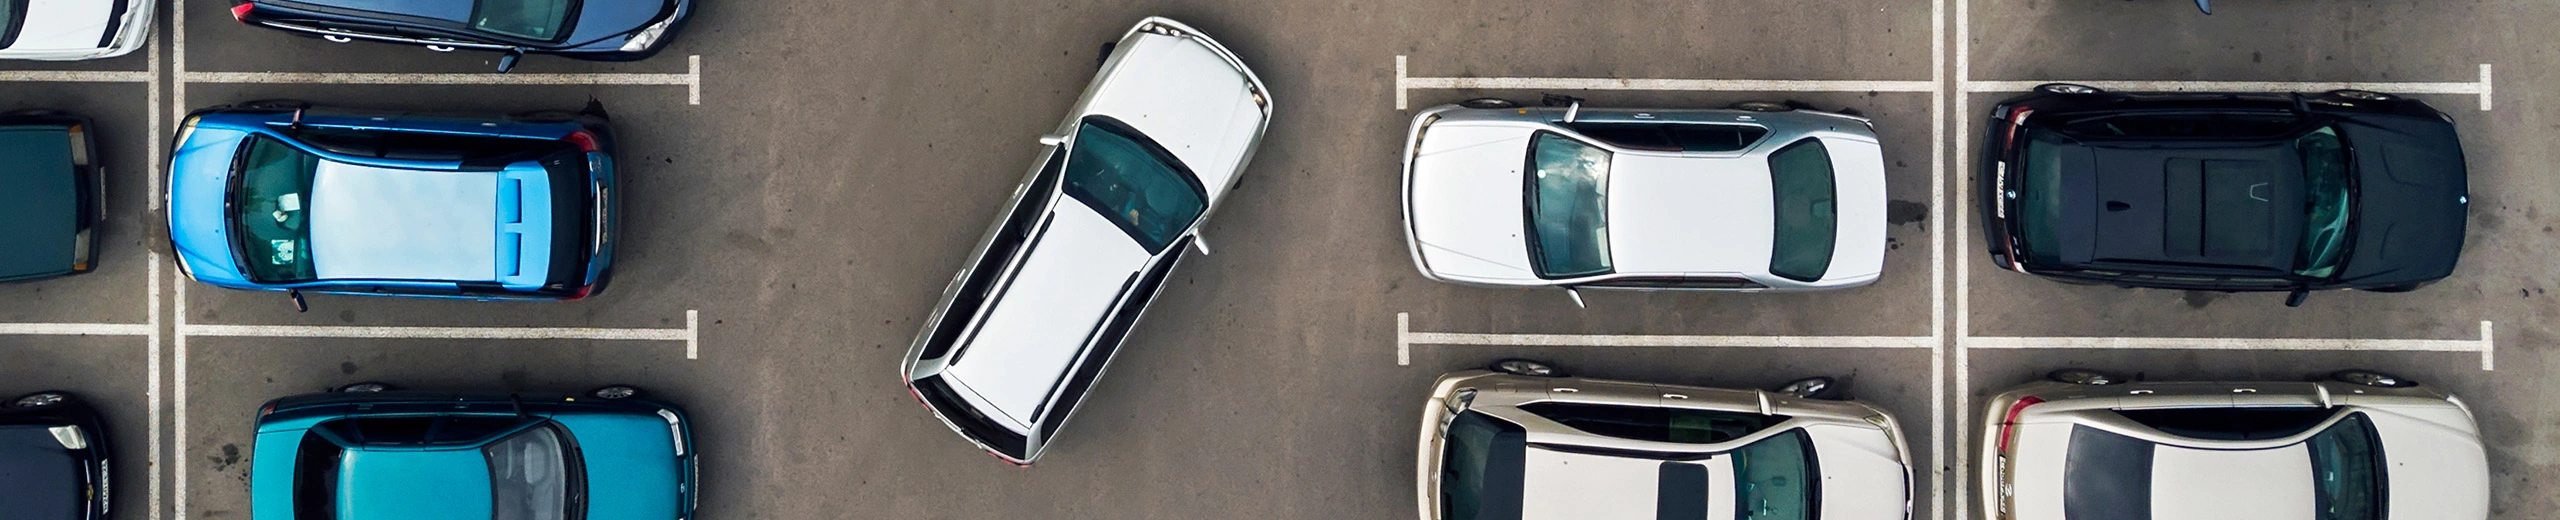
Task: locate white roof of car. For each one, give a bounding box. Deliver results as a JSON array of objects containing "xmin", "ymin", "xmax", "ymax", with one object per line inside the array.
[
  {"xmin": 2149, "ymin": 444, "xmax": 2316, "ymax": 519},
  {"xmin": 937, "ymin": 207, "xmax": 1151, "ymax": 430},
  {"xmin": 1, "ymin": 0, "xmax": 123, "ymax": 56},
  {"xmin": 2004, "ymin": 402, "xmax": 2489, "ymax": 520},
  {"xmin": 1604, "ymin": 153, "xmax": 1775, "ymax": 275},
  {"xmin": 1512, "ymin": 425, "xmax": 1906, "ymax": 520},
  {"xmin": 307, "ymin": 162, "xmax": 498, "ymax": 282}
]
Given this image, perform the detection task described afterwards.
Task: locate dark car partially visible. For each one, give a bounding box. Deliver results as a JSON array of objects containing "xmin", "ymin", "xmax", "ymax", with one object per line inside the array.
[
  {"xmin": 0, "ymin": 391, "xmax": 112, "ymax": 520},
  {"xmin": 229, "ymin": 0, "xmax": 693, "ymax": 71},
  {"xmin": 0, "ymin": 112, "xmax": 102, "ymax": 283},
  {"xmin": 1978, "ymin": 85, "xmax": 2468, "ymax": 306}
]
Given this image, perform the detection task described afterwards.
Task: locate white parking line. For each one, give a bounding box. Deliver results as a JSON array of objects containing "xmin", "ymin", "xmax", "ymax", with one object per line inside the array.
[
  {"xmin": 1962, "ymin": 63, "xmax": 2494, "ymax": 111},
  {"xmin": 178, "ymin": 309, "xmax": 704, "ymax": 359},
  {"xmin": 1967, "ymin": 320, "xmax": 2495, "ymax": 370},
  {"xmin": 0, "ymin": 70, "xmax": 154, "ymax": 82},
  {"xmin": 1393, "ymin": 55, "xmax": 1934, "ymax": 110},
  {"xmin": 1395, "ymin": 312, "xmax": 1932, "ymax": 366},
  {"xmin": 180, "ymin": 55, "xmax": 705, "ymax": 105},
  {"xmin": 0, "ymin": 322, "xmax": 154, "ymax": 335}
]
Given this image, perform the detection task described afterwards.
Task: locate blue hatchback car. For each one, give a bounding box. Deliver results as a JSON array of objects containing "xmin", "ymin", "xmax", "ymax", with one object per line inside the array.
[
  {"xmin": 167, "ymin": 102, "xmax": 618, "ymax": 303},
  {"xmin": 250, "ymin": 384, "xmax": 697, "ymax": 520}
]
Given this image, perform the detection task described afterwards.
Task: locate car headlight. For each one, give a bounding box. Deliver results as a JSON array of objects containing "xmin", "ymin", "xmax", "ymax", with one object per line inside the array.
[
  {"xmin": 618, "ymin": 15, "xmax": 677, "ymax": 52},
  {"xmin": 50, "ymin": 425, "xmax": 87, "ymax": 450},
  {"xmin": 658, "ymin": 409, "xmax": 686, "ymax": 456}
]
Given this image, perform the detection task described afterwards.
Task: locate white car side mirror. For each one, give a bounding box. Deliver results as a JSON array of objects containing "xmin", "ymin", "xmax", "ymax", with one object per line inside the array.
[
  {"xmin": 1192, "ymin": 237, "xmax": 1211, "ymax": 255},
  {"xmin": 1038, "ymin": 134, "xmax": 1068, "ymax": 146},
  {"xmin": 1564, "ymin": 287, "xmax": 1586, "ymax": 308}
]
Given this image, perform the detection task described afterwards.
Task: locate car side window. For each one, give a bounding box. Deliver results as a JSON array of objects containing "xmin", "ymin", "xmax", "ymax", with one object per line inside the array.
[
  {"xmin": 1565, "ymin": 123, "xmax": 1677, "ymax": 151},
  {"xmin": 1593, "ymin": 277, "xmax": 1768, "ymax": 290},
  {"xmin": 2053, "ymin": 112, "xmax": 2303, "ymax": 139},
  {"xmin": 322, "ymin": 416, "xmax": 531, "ymax": 446},
  {"xmin": 291, "ymin": 127, "xmax": 385, "ymax": 157},
  {"xmin": 1667, "ymin": 124, "xmax": 1769, "ymax": 152},
  {"xmin": 2112, "ymin": 406, "xmax": 2337, "ymax": 440},
  {"xmin": 294, "ymin": 431, "xmax": 346, "ymax": 520},
  {"xmin": 1518, "ymin": 401, "xmax": 1788, "ymax": 444},
  {"xmin": 1565, "ymin": 122, "xmax": 1769, "ymax": 153}
]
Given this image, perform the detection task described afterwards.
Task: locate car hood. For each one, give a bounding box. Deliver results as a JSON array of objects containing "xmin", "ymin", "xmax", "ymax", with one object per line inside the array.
[
  {"xmin": 0, "ymin": 426, "xmax": 82, "ymax": 520},
  {"xmin": 2333, "ymin": 116, "xmax": 2467, "ymax": 285},
  {"xmin": 169, "ymin": 126, "xmax": 257, "ymax": 286},
  {"xmin": 555, "ymin": 414, "xmax": 683, "ymax": 520},
  {"xmin": 1081, "ymin": 28, "xmax": 1267, "ymax": 201},
  {"xmin": 2079, "ymin": 139, "xmax": 2305, "ymax": 271},
  {"xmin": 0, "ymin": 125, "xmax": 78, "ymax": 280},
  {"xmin": 1805, "ymin": 424, "xmax": 1908, "ymax": 520},
  {"xmin": 336, "ymin": 449, "xmax": 495, "ymax": 520},
  {"xmin": 2364, "ymin": 406, "xmax": 2489, "ymax": 520},
  {"xmin": 7, "ymin": 0, "xmax": 117, "ymax": 52},
  {"xmin": 1405, "ymin": 123, "xmax": 1538, "ymax": 284},
  {"xmin": 305, "ymin": 160, "xmax": 557, "ymax": 285},
  {"xmin": 937, "ymin": 206, "xmax": 1153, "ymax": 428}
]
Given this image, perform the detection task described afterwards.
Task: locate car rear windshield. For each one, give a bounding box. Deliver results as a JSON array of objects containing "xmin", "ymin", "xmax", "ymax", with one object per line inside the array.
[
  {"xmin": 2305, "ymin": 414, "xmax": 2384, "ymax": 520},
  {"xmin": 232, "ymin": 136, "xmax": 322, "ymax": 283},
  {"xmin": 1517, "ymin": 401, "xmax": 1789, "ymax": 444},
  {"xmin": 2063, "ymin": 426, "xmax": 2155, "ymax": 520},
  {"xmin": 1525, "ymin": 132, "xmax": 1614, "ymax": 278},
  {"xmin": 1440, "ymin": 411, "xmax": 1526, "ymax": 520},
  {"xmin": 1767, "ymin": 139, "xmax": 1838, "ymax": 282},
  {"xmin": 485, "ymin": 425, "xmax": 578, "ymax": 520},
  {"xmin": 2294, "ymin": 126, "xmax": 2354, "ymax": 279},
  {"xmin": 1062, "ymin": 117, "xmax": 1207, "ymax": 254},
  {"xmin": 471, "ymin": 0, "xmax": 576, "ymax": 40},
  {"xmin": 2013, "ymin": 129, "xmax": 2072, "ymax": 264},
  {"xmin": 1732, "ymin": 428, "xmax": 1819, "ymax": 520}
]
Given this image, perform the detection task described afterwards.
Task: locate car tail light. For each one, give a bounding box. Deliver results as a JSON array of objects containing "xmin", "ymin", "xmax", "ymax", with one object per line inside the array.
[
  {"xmin": 563, "ymin": 130, "xmax": 599, "ymax": 152},
  {"xmin": 1996, "ymin": 106, "xmax": 2033, "ymax": 152},
  {"xmin": 1996, "ymin": 396, "xmax": 2042, "ymax": 454},
  {"xmin": 907, "ymin": 385, "xmax": 929, "ymax": 409},
  {"xmin": 990, "ymin": 449, "xmax": 1030, "ymax": 467},
  {"xmin": 230, "ymin": 3, "xmax": 254, "ymax": 21},
  {"xmin": 258, "ymin": 403, "xmax": 275, "ymax": 417},
  {"xmin": 566, "ymin": 283, "xmax": 596, "ymax": 300}
]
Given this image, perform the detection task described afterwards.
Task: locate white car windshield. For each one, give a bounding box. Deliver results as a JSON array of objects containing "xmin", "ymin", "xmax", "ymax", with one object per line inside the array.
[
  {"xmin": 1525, "ymin": 132, "xmax": 1613, "ymax": 278},
  {"xmin": 1062, "ymin": 117, "xmax": 1207, "ymax": 254}
]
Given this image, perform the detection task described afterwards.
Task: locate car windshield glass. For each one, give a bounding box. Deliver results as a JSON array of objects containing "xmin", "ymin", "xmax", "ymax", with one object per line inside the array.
[
  {"xmin": 2294, "ymin": 126, "xmax": 2353, "ymax": 278},
  {"xmin": 2305, "ymin": 413, "xmax": 2384, "ymax": 520},
  {"xmin": 1732, "ymin": 428, "xmax": 1818, "ymax": 520},
  {"xmin": 0, "ymin": 0, "xmax": 20, "ymax": 50},
  {"xmin": 1062, "ymin": 118, "xmax": 1207, "ymax": 254},
  {"xmin": 1767, "ymin": 139, "xmax": 1838, "ymax": 282},
  {"xmin": 471, "ymin": 0, "xmax": 575, "ymax": 40},
  {"xmin": 2015, "ymin": 129, "xmax": 2072, "ymax": 264},
  {"xmin": 1440, "ymin": 411, "xmax": 1525, "ymax": 520},
  {"xmin": 484, "ymin": 425, "xmax": 572, "ymax": 520},
  {"xmin": 232, "ymin": 136, "xmax": 321, "ymax": 283},
  {"xmin": 1526, "ymin": 132, "xmax": 1614, "ymax": 278}
]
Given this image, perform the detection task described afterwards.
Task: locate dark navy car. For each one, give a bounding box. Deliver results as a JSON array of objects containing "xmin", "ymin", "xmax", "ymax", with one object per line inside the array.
[
  {"xmin": 229, "ymin": 0, "xmax": 692, "ymax": 71},
  {"xmin": 0, "ymin": 111, "xmax": 102, "ymax": 283},
  {"xmin": 0, "ymin": 391, "xmax": 112, "ymax": 520},
  {"xmin": 1978, "ymin": 85, "xmax": 2469, "ymax": 306},
  {"xmin": 167, "ymin": 101, "xmax": 618, "ymax": 305}
]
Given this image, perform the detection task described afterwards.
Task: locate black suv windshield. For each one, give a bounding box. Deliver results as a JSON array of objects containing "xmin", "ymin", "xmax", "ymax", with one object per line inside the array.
[
  {"xmin": 1062, "ymin": 118, "xmax": 1207, "ymax": 254},
  {"xmin": 2013, "ymin": 129, "xmax": 2072, "ymax": 265},
  {"xmin": 1440, "ymin": 411, "xmax": 1526, "ymax": 520},
  {"xmin": 231, "ymin": 136, "xmax": 321, "ymax": 283},
  {"xmin": 471, "ymin": 0, "xmax": 576, "ymax": 40},
  {"xmin": 2294, "ymin": 126, "xmax": 2354, "ymax": 278}
]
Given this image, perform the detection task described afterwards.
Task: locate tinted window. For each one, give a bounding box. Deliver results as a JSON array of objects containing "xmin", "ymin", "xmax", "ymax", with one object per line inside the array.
[
  {"xmin": 1732, "ymin": 429, "xmax": 1818, "ymax": 520},
  {"xmin": 293, "ymin": 432, "xmax": 345, "ymax": 520},
  {"xmin": 1566, "ymin": 123, "xmax": 1769, "ymax": 153},
  {"xmin": 1441, "ymin": 411, "xmax": 1526, "ymax": 520},
  {"xmin": 1566, "ymin": 123, "xmax": 1675, "ymax": 151},
  {"xmin": 1526, "ymin": 132, "xmax": 1614, "ymax": 278},
  {"xmin": 1518, "ymin": 401, "xmax": 1787, "ymax": 444},
  {"xmin": 2062, "ymin": 426, "xmax": 2155, "ymax": 520},
  {"xmin": 2014, "ymin": 130, "xmax": 2072, "ymax": 264},
  {"xmin": 2114, "ymin": 407, "xmax": 2337, "ymax": 441},
  {"xmin": 471, "ymin": 0, "xmax": 575, "ymax": 40},
  {"xmin": 1766, "ymin": 139, "xmax": 1838, "ymax": 282},
  {"xmin": 233, "ymin": 137, "xmax": 321, "ymax": 283},
  {"xmin": 2306, "ymin": 414, "xmax": 2384, "ymax": 520},
  {"xmin": 2055, "ymin": 112, "xmax": 2304, "ymax": 139},
  {"xmin": 1593, "ymin": 277, "xmax": 1767, "ymax": 290},
  {"xmin": 0, "ymin": 0, "xmax": 19, "ymax": 50},
  {"xmin": 484, "ymin": 425, "xmax": 575, "ymax": 520},
  {"xmin": 321, "ymin": 416, "xmax": 530, "ymax": 446},
  {"xmin": 2295, "ymin": 126, "xmax": 2353, "ymax": 278},
  {"xmin": 1063, "ymin": 118, "xmax": 1207, "ymax": 254}
]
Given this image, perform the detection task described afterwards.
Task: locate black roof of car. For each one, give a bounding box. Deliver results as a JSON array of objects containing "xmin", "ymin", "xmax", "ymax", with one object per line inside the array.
[{"xmin": 2031, "ymin": 131, "xmax": 2307, "ymax": 272}]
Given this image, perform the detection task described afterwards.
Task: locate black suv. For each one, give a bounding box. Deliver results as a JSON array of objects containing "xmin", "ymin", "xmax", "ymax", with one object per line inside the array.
[
  {"xmin": 0, "ymin": 391, "xmax": 112, "ymax": 520},
  {"xmin": 1978, "ymin": 85, "xmax": 2469, "ymax": 306},
  {"xmin": 229, "ymin": 0, "xmax": 693, "ymax": 72}
]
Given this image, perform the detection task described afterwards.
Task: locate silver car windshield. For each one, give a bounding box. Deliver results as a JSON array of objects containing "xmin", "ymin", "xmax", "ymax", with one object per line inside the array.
[
  {"xmin": 484, "ymin": 425, "xmax": 573, "ymax": 520},
  {"xmin": 1063, "ymin": 118, "xmax": 1207, "ymax": 254},
  {"xmin": 1767, "ymin": 139, "xmax": 1838, "ymax": 282},
  {"xmin": 1732, "ymin": 429, "xmax": 1817, "ymax": 520},
  {"xmin": 1525, "ymin": 132, "xmax": 1614, "ymax": 278}
]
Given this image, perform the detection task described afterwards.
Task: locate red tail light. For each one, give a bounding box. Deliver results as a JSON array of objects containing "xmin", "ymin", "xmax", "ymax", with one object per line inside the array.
[
  {"xmin": 1996, "ymin": 396, "xmax": 2044, "ymax": 453},
  {"xmin": 907, "ymin": 386, "xmax": 929, "ymax": 409},
  {"xmin": 563, "ymin": 130, "xmax": 599, "ymax": 152},
  {"xmin": 258, "ymin": 403, "xmax": 275, "ymax": 417},
  {"xmin": 566, "ymin": 283, "xmax": 596, "ymax": 300},
  {"xmin": 230, "ymin": 3, "xmax": 254, "ymax": 21},
  {"xmin": 1997, "ymin": 106, "xmax": 2034, "ymax": 152}
]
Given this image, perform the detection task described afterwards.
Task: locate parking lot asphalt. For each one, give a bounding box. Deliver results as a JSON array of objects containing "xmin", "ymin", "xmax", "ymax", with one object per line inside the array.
[{"xmin": 0, "ymin": 0, "xmax": 2555, "ymax": 519}]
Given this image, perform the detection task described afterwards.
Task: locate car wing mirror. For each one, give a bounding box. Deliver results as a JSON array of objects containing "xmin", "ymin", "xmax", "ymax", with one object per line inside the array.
[
  {"xmin": 289, "ymin": 289, "xmax": 309, "ymax": 313},
  {"xmin": 2194, "ymin": 0, "xmax": 2212, "ymax": 14},
  {"xmin": 1191, "ymin": 236, "xmax": 1210, "ymax": 255},
  {"xmin": 1038, "ymin": 134, "xmax": 1068, "ymax": 146},
  {"xmin": 2284, "ymin": 288, "xmax": 2310, "ymax": 308},
  {"xmin": 496, "ymin": 49, "xmax": 525, "ymax": 73},
  {"xmin": 1563, "ymin": 287, "xmax": 1586, "ymax": 308}
]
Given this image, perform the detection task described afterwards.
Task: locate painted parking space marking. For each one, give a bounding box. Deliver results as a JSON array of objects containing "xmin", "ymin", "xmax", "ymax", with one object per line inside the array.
[
  {"xmin": 0, "ymin": 322, "xmax": 155, "ymax": 336},
  {"xmin": 180, "ymin": 55, "xmax": 705, "ymax": 105},
  {"xmin": 1393, "ymin": 55, "xmax": 1935, "ymax": 110},
  {"xmin": 178, "ymin": 309, "xmax": 705, "ymax": 358},
  {"xmin": 1962, "ymin": 63, "xmax": 2493, "ymax": 111},
  {"xmin": 1395, "ymin": 312, "xmax": 1932, "ymax": 366},
  {"xmin": 1966, "ymin": 320, "xmax": 2495, "ymax": 370},
  {"xmin": 0, "ymin": 70, "xmax": 154, "ymax": 82}
]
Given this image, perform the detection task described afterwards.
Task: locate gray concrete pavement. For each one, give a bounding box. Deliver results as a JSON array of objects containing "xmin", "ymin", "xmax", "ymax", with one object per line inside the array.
[{"xmin": 0, "ymin": 0, "xmax": 2555, "ymax": 519}]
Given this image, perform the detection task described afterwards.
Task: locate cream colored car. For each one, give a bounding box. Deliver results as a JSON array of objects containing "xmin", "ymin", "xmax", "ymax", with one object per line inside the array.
[{"xmin": 1418, "ymin": 360, "xmax": 1912, "ymax": 520}]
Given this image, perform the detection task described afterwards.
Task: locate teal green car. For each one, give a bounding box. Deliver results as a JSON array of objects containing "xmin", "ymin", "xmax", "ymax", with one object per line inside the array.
[{"xmin": 250, "ymin": 384, "xmax": 697, "ymax": 520}]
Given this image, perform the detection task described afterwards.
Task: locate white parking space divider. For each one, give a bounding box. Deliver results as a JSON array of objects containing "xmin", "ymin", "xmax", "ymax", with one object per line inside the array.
[
  {"xmin": 1393, "ymin": 55, "xmax": 1936, "ymax": 110},
  {"xmin": 181, "ymin": 55, "xmax": 706, "ymax": 105},
  {"xmin": 1962, "ymin": 63, "xmax": 2493, "ymax": 111},
  {"xmin": 1966, "ymin": 320, "xmax": 2495, "ymax": 371},
  {"xmin": 1395, "ymin": 312, "xmax": 1934, "ymax": 366},
  {"xmin": 177, "ymin": 309, "xmax": 705, "ymax": 359}
]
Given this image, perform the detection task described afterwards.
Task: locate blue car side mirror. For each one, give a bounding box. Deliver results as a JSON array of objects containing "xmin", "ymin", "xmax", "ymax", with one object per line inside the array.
[{"xmin": 2195, "ymin": 0, "xmax": 2211, "ymax": 14}]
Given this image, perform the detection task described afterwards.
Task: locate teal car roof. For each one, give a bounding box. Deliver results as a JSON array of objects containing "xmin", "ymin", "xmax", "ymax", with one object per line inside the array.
[
  {"xmin": 339, "ymin": 449, "xmax": 495, "ymax": 520},
  {"xmin": 0, "ymin": 125, "xmax": 78, "ymax": 280}
]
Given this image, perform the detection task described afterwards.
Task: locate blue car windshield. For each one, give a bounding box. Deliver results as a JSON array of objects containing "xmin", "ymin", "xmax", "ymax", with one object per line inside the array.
[
  {"xmin": 231, "ymin": 137, "xmax": 321, "ymax": 283},
  {"xmin": 484, "ymin": 425, "xmax": 575, "ymax": 520},
  {"xmin": 1062, "ymin": 118, "xmax": 1207, "ymax": 254}
]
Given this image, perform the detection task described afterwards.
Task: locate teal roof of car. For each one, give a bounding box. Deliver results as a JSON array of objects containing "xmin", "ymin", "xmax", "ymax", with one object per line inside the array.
[
  {"xmin": 553, "ymin": 412, "xmax": 683, "ymax": 520},
  {"xmin": 0, "ymin": 125, "xmax": 77, "ymax": 280},
  {"xmin": 338, "ymin": 449, "xmax": 495, "ymax": 520}
]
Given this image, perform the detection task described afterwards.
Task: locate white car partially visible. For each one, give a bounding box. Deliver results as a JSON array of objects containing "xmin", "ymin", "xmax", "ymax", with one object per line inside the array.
[{"xmin": 0, "ymin": 0, "xmax": 152, "ymax": 61}]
